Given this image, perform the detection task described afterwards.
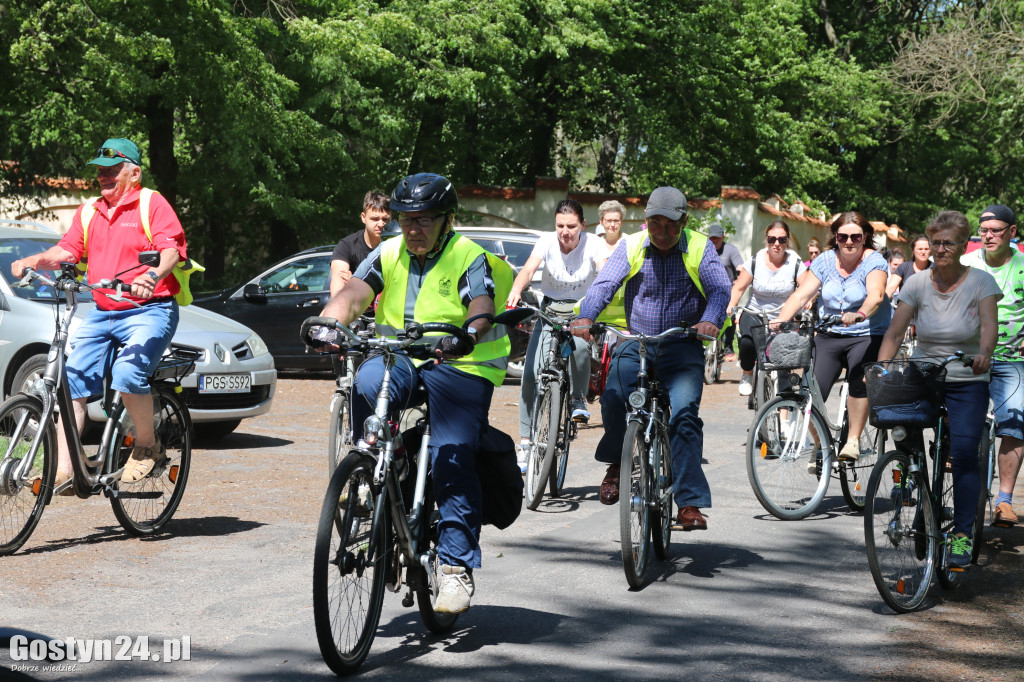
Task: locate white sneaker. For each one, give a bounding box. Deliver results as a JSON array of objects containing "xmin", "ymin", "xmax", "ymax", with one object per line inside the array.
[
  {"xmin": 738, "ymin": 374, "xmax": 753, "ymax": 396},
  {"xmin": 517, "ymin": 441, "xmax": 529, "ymax": 475},
  {"xmin": 839, "ymin": 440, "xmax": 860, "ymax": 462},
  {"xmin": 434, "ymin": 564, "xmax": 474, "ymax": 614},
  {"xmin": 570, "ymin": 398, "xmax": 590, "ymax": 423}
]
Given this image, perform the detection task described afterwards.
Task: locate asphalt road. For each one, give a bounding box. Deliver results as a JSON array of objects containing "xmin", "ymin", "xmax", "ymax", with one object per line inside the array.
[{"xmin": 0, "ymin": 363, "xmax": 989, "ymax": 680}]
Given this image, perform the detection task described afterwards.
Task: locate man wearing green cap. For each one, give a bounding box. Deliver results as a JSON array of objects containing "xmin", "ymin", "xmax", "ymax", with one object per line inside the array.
[{"xmin": 11, "ymin": 138, "xmax": 188, "ymax": 490}]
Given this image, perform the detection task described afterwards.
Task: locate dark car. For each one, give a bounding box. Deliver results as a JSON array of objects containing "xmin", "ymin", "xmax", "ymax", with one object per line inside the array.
[{"xmin": 193, "ymin": 246, "xmax": 335, "ymax": 371}]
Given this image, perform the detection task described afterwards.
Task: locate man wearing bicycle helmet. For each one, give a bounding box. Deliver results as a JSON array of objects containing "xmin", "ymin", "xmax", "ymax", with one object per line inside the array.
[
  {"xmin": 318, "ymin": 172, "xmax": 514, "ymax": 614},
  {"xmin": 571, "ymin": 186, "xmax": 731, "ymax": 531},
  {"xmin": 11, "ymin": 138, "xmax": 186, "ymax": 490}
]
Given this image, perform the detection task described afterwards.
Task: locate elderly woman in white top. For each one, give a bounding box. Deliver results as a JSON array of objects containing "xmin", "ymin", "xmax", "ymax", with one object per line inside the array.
[
  {"xmin": 508, "ymin": 199, "xmax": 607, "ymax": 470},
  {"xmin": 595, "ymin": 199, "xmax": 626, "ymax": 256}
]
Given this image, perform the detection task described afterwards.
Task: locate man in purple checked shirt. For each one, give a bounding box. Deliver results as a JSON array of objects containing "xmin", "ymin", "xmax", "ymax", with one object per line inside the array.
[{"xmin": 572, "ymin": 186, "xmax": 731, "ymax": 530}]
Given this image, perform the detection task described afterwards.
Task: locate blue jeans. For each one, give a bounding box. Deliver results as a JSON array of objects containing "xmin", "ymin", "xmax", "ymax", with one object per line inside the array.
[
  {"xmin": 943, "ymin": 381, "xmax": 989, "ymax": 536},
  {"xmin": 595, "ymin": 336, "xmax": 711, "ymax": 509},
  {"xmin": 518, "ymin": 320, "xmax": 590, "ymax": 439},
  {"xmin": 989, "ymin": 361, "xmax": 1024, "ymax": 441},
  {"xmin": 67, "ymin": 300, "xmax": 179, "ymax": 399},
  {"xmin": 352, "ymin": 357, "xmax": 492, "ymax": 569}
]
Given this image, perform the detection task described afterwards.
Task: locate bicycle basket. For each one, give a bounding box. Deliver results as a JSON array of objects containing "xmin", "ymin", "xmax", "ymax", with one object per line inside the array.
[
  {"xmin": 752, "ymin": 322, "xmax": 812, "ymax": 371},
  {"xmin": 151, "ymin": 347, "xmax": 200, "ymax": 382},
  {"xmin": 864, "ymin": 360, "xmax": 946, "ymax": 428}
]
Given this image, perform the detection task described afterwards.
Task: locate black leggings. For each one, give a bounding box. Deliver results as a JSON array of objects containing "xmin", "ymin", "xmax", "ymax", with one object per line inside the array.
[
  {"xmin": 737, "ymin": 313, "xmax": 763, "ymax": 372},
  {"xmin": 812, "ymin": 333, "xmax": 884, "ymax": 400}
]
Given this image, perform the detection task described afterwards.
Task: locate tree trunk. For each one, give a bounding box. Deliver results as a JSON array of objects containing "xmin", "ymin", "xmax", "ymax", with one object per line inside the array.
[
  {"xmin": 408, "ymin": 97, "xmax": 447, "ymax": 174},
  {"xmin": 144, "ymin": 94, "xmax": 179, "ymax": 211}
]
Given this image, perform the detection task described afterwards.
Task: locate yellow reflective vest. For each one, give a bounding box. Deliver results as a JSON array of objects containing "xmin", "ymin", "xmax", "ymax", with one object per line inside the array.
[{"xmin": 376, "ymin": 232, "xmax": 514, "ymax": 386}]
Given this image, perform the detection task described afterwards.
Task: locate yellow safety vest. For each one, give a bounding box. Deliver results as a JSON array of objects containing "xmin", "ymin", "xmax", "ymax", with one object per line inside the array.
[
  {"xmin": 376, "ymin": 232, "xmax": 514, "ymax": 386},
  {"xmin": 78, "ymin": 188, "xmax": 204, "ymax": 305},
  {"xmin": 577, "ymin": 229, "xmax": 720, "ymax": 331}
]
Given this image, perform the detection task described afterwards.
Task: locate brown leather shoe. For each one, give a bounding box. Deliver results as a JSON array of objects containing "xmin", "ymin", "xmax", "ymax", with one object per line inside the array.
[
  {"xmin": 673, "ymin": 506, "xmax": 707, "ymax": 531},
  {"xmin": 993, "ymin": 501, "xmax": 1018, "ymax": 527},
  {"xmin": 599, "ymin": 464, "xmax": 619, "ymax": 505}
]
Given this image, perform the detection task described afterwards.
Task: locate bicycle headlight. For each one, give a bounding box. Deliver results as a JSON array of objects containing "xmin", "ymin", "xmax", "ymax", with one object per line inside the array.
[
  {"xmin": 891, "ymin": 425, "xmax": 907, "ymax": 442},
  {"xmin": 628, "ymin": 390, "xmax": 646, "ymax": 409},
  {"xmin": 363, "ymin": 415, "xmax": 384, "ymax": 445}
]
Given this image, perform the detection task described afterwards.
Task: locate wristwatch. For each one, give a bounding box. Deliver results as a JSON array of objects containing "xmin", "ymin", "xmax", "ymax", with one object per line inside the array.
[
  {"xmin": 145, "ymin": 270, "xmax": 160, "ymax": 281},
  {"xmin": 466, "ymin": 326, "xmax": 479, "ymax": 343}
]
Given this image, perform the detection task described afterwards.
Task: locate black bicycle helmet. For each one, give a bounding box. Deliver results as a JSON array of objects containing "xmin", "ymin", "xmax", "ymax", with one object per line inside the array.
[{"xmin": 390, "ymin": 173, "xmax": 458, "ymax": 213}]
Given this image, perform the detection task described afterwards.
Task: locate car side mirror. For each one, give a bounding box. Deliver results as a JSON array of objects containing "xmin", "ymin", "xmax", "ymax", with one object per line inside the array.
[
  {"xmin": 243, "ymin": 283, "xmax": 267, "ymax": 303},
  {"xmin": 138, "ymin": 250, "xmax": 161, "ymax": 267}
]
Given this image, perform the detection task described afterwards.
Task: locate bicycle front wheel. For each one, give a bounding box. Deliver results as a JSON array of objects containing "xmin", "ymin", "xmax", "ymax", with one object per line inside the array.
[
  {"xmin": 0, "ymin": 394, "xmax": 55, "ymax": 555},
  {"xmin": 746, "ymin": 397, "xmax": 832, "ymax": 520},
  {"xmin": 525, "ymin": 382, "xmax": 560, "ymax": 510},
  {"xmin": 650, "ymin": 425, "xmax": 673, "ymax": 560},
  {"xmin": 864, "ymin": 451, "xmax": 937, "ymax": 613},
  {"xmin": 110, "ymin": 387, "xmax": 192, "ymax": 535},
  {"xmin": 620, "ymin": 420, "xmax": 651, "ymax": 588},
  {"xmin": 327, "ymin": 384, "xmax": 352, "ymax": 479},
  {"xmin": 703, "ymin": 343, "xmax": 717, "ymax": 385},
  {"xmin": 313, "ymin": 453, "xmax": 389, "ymax": 675},
  {"xmin": 549, "ymin": 400, "xmax": 571, "ymax": 497}
]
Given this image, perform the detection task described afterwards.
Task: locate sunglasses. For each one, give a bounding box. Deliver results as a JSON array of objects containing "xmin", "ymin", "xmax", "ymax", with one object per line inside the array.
[
  {"xmin": 766, "ymin": 236, "xmax": 789, "ymax": 245},
  {"xmin": 397, "ymin": 213, "xmax": 444, "ymax": 228},
  {"xmin": 835, "ymin": 233, "xmax": 864, "ymax": 244},
  {"xmin": 96, "ymin": 147, "xmax": 135, "ymax": 162}
]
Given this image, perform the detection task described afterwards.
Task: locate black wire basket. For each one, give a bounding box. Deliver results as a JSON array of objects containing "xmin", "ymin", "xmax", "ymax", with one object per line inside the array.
[
  {"xmin": 751, "ymin": 321, "xmax": 813, "ymax": 371},
  {"xmin": 864, "ymin": 359, "xmax": 946, "ymax": 428}
]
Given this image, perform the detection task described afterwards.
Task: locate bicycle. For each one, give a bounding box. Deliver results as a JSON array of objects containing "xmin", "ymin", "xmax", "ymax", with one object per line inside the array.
[
  {"xmin": 589, "ymin": 322, "xmax": 714, "ymax": 589},
  {"xmin": 587, "ymin": 327, "xmax": 613, "ymax": 402},
  {"xmin": 326, "ymin": 316, "xmax": 375, "ymax": 478},
  {"xmin": 735, "ymin": 305, "xmax": 783, "ymax": 412},
  {"xmin": 862, "ymin": 354, "xmax": 993, "ymax": 612},
  {"xmin": 703, "ymin": 325, "xmax": 727, "ymax": 385},
  {"xmin": 518, "ymin": 303, "xmax": 582, "ymax": 510},
  {"xmin": 0, "ymin": 260, "xmax": 196, "ymax": 555},
  {"xmin": 302, "ymin": 310, "xmax": 525, "ymax": 675},
  {"xmin": 745, "ymin": 314, "xmax": 880, "ymax": 520}
]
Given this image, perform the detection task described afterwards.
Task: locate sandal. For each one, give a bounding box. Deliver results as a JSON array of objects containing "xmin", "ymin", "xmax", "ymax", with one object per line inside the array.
[{"xmin": 121, "ymin": 439, "xmax": 162, "ymax": 483}]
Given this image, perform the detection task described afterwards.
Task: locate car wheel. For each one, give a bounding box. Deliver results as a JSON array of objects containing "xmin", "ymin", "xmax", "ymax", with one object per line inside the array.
[
  {"xmin": 194, "ymin": 419, "xmax": 241, "ymax": 442},
  {"xmin": 10, "ymin": 354, "xmax": 47, "ymax": 397}
]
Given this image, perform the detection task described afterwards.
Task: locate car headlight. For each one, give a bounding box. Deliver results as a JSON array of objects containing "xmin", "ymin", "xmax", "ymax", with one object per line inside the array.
[{"xmin": 246, "ymin": 333, "xmax": 270, "ymax": 358}]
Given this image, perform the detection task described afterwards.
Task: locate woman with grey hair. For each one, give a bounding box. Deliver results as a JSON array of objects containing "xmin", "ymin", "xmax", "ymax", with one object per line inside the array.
[{"xmin": 597, "ymin": 199, "xmax": 626, "ymax": 255}]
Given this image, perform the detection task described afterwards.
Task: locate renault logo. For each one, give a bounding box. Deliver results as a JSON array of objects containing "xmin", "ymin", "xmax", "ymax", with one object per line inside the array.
[{"xmin": 214, "ymin": 343, "xmax": 228, "ymax": 363}]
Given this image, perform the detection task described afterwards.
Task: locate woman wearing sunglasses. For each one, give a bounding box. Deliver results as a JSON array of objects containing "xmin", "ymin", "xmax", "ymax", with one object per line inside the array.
[
  {"xmin": 728, "ymin": 220, "xmax": 808, "ymax": 396},
  {"xmin": 776, "ymin": 211, "xmax": 892, "ymax": 461},
  {"xmin": 885, "ymin": 234, "xmax": 931, "ymax": 298}
]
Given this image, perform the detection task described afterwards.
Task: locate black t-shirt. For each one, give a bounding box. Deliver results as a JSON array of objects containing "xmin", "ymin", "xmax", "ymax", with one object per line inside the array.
[
  {"xmin": 894, "ymin": 260, "xmax": 931, "ymax": 283},
  {"xmin": 331, "ymin": 230, "xmax": 374, "ymax": 272}
]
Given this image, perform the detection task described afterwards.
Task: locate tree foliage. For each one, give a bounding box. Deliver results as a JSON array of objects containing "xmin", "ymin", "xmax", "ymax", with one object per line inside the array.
[{"xmin": 1, "ymin": 0, "xmax": 1022, "ymax": 283}]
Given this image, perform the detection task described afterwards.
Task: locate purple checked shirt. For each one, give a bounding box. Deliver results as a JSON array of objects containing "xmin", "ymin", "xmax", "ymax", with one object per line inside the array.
[{"xmin": 579, "ymin": 231, "xmax": 731, "ymax": 335}]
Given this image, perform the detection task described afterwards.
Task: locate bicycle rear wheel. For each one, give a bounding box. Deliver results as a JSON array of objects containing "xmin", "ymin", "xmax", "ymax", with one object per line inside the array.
[
  {"xmin": 313, "ymin": 453, "xmax": 389, "ymax": 675},
  {"xmin": 935, "ymin": 440, "xmax": 969, "ymax": 590},
  {"xmin": 650, "ymin": 425, "xmax": 673, "ymax": 560},
  {"xmin": 525, "ymin": 382, "xmax": 560, "ymax": 510},
  {"xmin": 110, "ymin": 387, "xmax": 192, "ymax": 535},
  {"xmin": 864, "ymin": 451, "xmax": 937, "ymax": 613},
  {"xmin": 620, "ymin": 420, "xmax": 651, "ymax": 588},
  {"xmin": 746, "ymin": 396, "xmax": 832, "ymax": 520},
  {"xmin": 841, "ymin": 427, "xmax": 883, "ymax": 512},
  {"xmin": 0, "ymin": 394, "xmax": 55, "ymax": 555},
  {"xmin": 415, "ymin": 484, "xmax": 460, "ymax": 634}
]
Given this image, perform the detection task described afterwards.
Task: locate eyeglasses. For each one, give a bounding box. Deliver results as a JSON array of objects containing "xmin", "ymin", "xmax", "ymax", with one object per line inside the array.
[
  {"xmin": 96, "ymin": 147, "xmax": 134, "ymax": 162},
  {"xmin": 835, "ymin": 233, "xmax": 864, "ymax": 244},
  {"xmin": 602, "ymin": 218, "xmax": 622, "ymax": 225},
  {"xmin": 397, "ymin": 213, "xmax": 443, "ymax": 228},
  {"xmin": 978, "ymin": 226, "xmax": 1009, "ymax": 236},
  {"xmin": 766, "ymin": 236, "xmax": 789, "ymax": 245},
  {"xmin": 930, "ymin": 240, "xmax": 961, "ymax": 251}
]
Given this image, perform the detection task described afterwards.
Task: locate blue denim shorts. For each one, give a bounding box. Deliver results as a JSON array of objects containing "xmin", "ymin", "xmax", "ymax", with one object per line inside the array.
[
  {"xmin": 989, "ymin": 361, "xmax": 1024, "ymax": 441},
  {"xmin": 67, "ymin": 300, "xmax": 179, "ymax": 399}
]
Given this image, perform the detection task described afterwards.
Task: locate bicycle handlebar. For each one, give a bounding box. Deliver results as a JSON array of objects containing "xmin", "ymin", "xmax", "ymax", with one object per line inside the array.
[
  {"xmin": 589, "ymin": 322, "xmax": 716, "ymax": 344},
  {"xmin": 300, "ymin": 316, "xmax": 473, "ymax": 360},
  {"xmin": 15, "ymin": 267, "xmax": 140, "ymax": 306}
]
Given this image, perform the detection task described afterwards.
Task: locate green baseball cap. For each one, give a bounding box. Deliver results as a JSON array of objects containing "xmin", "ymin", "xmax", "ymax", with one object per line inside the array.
[{"xmin": 87, "ymin": 138, "xmax": 141, "ymax": 167}]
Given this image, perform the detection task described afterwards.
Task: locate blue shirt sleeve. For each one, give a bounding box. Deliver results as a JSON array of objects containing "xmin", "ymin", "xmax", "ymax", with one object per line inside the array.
[{"xmin": 352, "ymin": 245, "xmax": 384, "ymax": 295}]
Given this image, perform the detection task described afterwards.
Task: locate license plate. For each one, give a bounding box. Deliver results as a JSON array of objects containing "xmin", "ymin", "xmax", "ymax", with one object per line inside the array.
[{"xmin": 199, "ymin": 374, "xmax": 251, "ymax": 394}]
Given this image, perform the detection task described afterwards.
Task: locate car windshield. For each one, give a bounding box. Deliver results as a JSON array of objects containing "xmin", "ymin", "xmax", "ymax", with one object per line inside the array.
[
  {"xmin": 257, "ymin": 255, "xmax": 331, "ymax": 293},
  {"xmin": 501, "ymin": 241, "xmax": 534, "ymax": 269},
  {"xmin": 0, "ymin": 236, "xmax": 90, "ymax": 301}
]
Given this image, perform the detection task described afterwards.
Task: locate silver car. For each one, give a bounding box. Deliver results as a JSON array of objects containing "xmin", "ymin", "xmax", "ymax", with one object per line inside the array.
[{"xmin": 0, "ymin": 225, "xmax": 277, "ymax": 440}]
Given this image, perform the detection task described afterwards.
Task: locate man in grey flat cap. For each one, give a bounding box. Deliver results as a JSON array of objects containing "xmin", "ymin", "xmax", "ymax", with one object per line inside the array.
[
  {"xmin": 708, "ymin": 222, "xmax": 742, "ymax": 360},
  {"xmin": 572, "ymin": 186, "xmax": 731, "ymax": 531}
]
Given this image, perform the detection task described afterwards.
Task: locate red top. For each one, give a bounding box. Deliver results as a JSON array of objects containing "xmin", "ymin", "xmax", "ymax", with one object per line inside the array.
[{"xmin": 59, "ymin": 187, "xmax": 188, "ymax": 310}]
